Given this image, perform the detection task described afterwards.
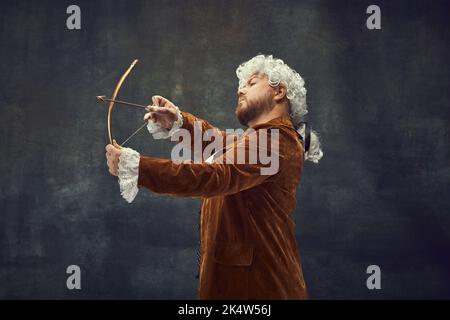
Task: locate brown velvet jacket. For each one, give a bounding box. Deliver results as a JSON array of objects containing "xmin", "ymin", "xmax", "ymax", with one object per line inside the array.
[{"xmin": 137, "ymin": 111, "xmax": 308, "ymax": 299}]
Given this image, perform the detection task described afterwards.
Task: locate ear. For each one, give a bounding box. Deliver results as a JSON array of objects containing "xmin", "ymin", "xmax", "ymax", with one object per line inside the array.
[{"xmin": 273, "ymin": 85, "xmax": 287, "ymax": 103}]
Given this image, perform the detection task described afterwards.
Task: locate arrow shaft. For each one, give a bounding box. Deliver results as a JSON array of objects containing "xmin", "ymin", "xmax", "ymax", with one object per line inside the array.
[{"xmin": 100, "ymin": 97, "xmax": 147, "ymax": 110}]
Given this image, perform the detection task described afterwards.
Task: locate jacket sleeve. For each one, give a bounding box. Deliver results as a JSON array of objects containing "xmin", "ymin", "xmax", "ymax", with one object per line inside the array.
[{"xmin": 137, "ymin": 128, "xmax": 283, "ymax": 198}]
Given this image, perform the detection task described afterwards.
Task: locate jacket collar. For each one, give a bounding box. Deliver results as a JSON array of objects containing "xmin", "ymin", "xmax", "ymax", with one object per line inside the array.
[{"xmin": 250, "ymin": 115, "xmax": 295, "ymax": 131}]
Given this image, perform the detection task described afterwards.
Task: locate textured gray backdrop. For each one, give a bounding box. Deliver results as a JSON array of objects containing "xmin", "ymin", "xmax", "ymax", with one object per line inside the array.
[{"xmin": 0, "ymin": 0, "xmax": 449, "ymax": 299}]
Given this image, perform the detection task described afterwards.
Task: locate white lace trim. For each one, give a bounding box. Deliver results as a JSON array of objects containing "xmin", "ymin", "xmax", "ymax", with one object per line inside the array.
[
  {"xmin": 146, "ymin": 105, "xmax": 184, "ymax": 139},
  {"xmin": 118, "ymin": 147, "xmax": 140, "ymax": 203}
]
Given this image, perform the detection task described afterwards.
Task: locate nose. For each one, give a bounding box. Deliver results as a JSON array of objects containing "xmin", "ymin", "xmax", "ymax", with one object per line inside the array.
[{"xmin": 237, "ymin": 87, "xmax": 247, "ymax": 97}]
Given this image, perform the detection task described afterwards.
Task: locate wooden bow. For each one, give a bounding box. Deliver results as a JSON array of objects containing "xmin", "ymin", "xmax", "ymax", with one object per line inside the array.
[{"xmin": 106, "ymin": 59, "xmax": 139, "ymax": 145}]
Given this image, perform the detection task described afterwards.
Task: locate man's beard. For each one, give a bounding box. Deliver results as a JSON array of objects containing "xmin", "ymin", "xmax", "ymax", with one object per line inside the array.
[{"xmin": 235, "ymin": 91, "xmax": 275, "ymax": 126}]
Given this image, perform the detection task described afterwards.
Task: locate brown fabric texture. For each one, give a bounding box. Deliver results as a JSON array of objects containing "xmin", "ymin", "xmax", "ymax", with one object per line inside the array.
[{"xmin": 137, "ymin": 111, "xmax": 308, "ymax": 299}]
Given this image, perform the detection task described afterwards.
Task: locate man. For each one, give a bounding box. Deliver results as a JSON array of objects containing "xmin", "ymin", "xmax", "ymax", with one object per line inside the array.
[{"xmin": 105, "ymin": 54, "xmax": 323, "ymax": 299}]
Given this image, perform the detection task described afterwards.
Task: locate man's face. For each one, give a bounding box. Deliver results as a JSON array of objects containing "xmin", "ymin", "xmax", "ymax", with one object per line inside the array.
[{"xmin": 235, "ymin": 73, "xmax": 276, "ymax": 126}]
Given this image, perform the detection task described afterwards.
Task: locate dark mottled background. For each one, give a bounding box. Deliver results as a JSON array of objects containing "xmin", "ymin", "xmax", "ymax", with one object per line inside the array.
[{"xmin": 0, "ymin": 0, "xmax": 449, "ymax": 299}]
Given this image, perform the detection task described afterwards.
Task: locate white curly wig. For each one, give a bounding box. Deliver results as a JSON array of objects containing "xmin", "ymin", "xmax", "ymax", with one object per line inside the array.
[{"xmin": 236, "ymin": 54, "xmax": 324, "ymax": 163}]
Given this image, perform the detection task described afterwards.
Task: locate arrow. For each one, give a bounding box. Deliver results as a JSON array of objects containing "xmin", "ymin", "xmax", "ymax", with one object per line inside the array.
[{"xmin": 96, "ymin": 95, "xmax": 148, "ymax": 110}]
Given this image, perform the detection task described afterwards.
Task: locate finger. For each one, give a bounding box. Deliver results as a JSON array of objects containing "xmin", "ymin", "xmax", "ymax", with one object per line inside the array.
[
  {"xmin": 155, "ymin": 106, "xmax": 171, "ymax": 113},
  {"xmin": 106, "ymin": 143, "xmax": 119, "ymax": 152},
  {"xmin": 144, "ymin": 113, "xmax": 157, "ymax": 122},
  {"xmin": 148, "ymin": 105, "xmax": 169, "ymax": 114},
  {"xmin": 152, "ymin": 95, "xmax": 170, "ymax": 108},
  {"xmin": 108, "ymin": 156, "xmax": 116, "ymax": 164},
  {"xmin": 109, "ymin": 161, "xmax": 118, "ymax": 172},
  {"xmin": 111, "ymin": 150, "xmax": 121, "ymax": 159},
  {"xmin": 152, "ymin": 95, "xmax": 163, "ymax": 106},
  {"xmin": 112, "ymin": 139, "xmax": 121, "ymax": 149},
  {"xmin": 146, "ymin": 105, "xmax": 157, "ymax": 112}
]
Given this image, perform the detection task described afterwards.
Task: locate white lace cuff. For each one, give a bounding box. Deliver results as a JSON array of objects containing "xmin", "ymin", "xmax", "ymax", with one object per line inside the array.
[
  {"xmin": 118, "ymin": 147, "xmax": 140, "ymax": 203},
  {"xmin": 146, "ymin": 105, "xmax": 184, "ymax": 139}
]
